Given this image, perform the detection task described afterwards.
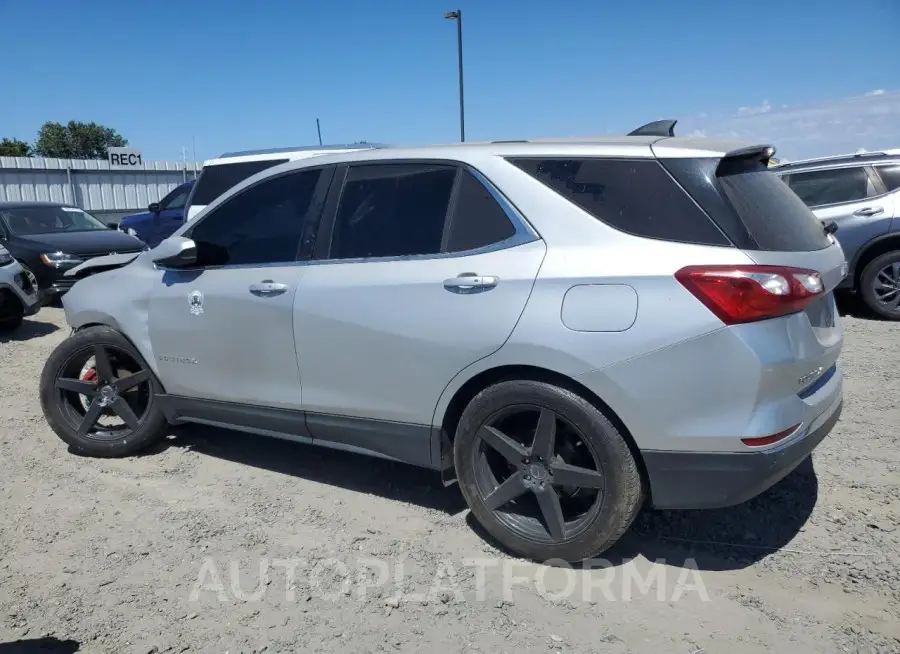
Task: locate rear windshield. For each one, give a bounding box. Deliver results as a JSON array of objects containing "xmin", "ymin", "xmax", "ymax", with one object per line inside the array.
[
  {"xmin": 190, "ymin": 158, "xmax": 290, "ymax": 206},
  {"xmin": 661, "ymin": 157, "xmax": 832, "ymax": 252}
]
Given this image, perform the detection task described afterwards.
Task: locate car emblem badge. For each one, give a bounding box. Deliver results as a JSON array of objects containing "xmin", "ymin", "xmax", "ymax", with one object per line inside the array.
[{"xmin": 189, "ymin": 290, "xmax": 204, "ymax": 316}]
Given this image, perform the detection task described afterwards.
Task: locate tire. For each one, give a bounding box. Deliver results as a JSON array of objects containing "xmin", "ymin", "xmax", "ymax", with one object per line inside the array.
[
  {"xmin": 0, "ymin": 314, "xmax": 23, "ymax": 333},
  {"xmin": 39, "ymin": 325, "xmax": 169, "ymax": 457},
  {"xmin": 453, "ymin": 380, "xmax": 644, "ymax": 562},
  {"xmin": 859, "ymin": 250, "xmax": 900, "ymax": 320}
]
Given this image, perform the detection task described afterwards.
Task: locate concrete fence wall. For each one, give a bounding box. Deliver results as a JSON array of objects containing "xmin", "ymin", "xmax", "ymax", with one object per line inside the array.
[{"xmin": 0, "ymin": 156, "xmax": 202, "ymax": 223}]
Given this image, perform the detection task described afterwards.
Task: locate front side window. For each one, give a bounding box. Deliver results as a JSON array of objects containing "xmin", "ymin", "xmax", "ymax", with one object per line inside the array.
[
  {"xmin": 786, "ymin": 166, "xmax": 875, "ymax": 207},
  {"xmin": 0, "ymin": 206, "xmax": 108, "ymax": 235},
  {"xmin": 160, "ymin": 185, "xmax": 190, "ymax": 211},
  {"xmin": 330, "ymin": 164, "xmax": 457, "ymax": 259},
  {"xmin": 187, "ymin": 169, "xmax": 322, "ymax": 267}
]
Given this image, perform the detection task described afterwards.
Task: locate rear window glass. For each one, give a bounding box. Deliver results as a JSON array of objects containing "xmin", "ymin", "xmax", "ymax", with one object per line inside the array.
[
  {"xmin": 190, "ymin": 158, "xmax": 289, "ymax": 206},
  {"xmin": 661, "ymin": 158, "xmax": 832, "ymax": 252},
  {"xmin": 507, "ymin": 157, "xmax": 729, "ymax": 246}
]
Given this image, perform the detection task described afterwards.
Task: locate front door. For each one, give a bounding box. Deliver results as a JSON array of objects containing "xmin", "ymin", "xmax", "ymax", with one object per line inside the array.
[
  {"xmin": 148, "ymin": 166, "xmax": 333, "ymax": 409},
  {"xmin": 293, "ymin": 162, "xmax": 546, "ymax": 428}
]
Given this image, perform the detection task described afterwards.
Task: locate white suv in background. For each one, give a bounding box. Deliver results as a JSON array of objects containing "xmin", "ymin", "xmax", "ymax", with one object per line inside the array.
[{"xmin": 184, "ymin": 144, "xmax": 385, "ymax": 221}]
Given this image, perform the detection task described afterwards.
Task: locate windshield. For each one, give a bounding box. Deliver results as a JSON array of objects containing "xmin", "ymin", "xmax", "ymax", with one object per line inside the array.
[{"xmin": 0, "ymin": 206, "xmax": 109, "ymax": 236}]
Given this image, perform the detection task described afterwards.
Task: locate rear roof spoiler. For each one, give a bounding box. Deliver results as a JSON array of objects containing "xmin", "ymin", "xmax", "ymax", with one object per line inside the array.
[
  {"xmin": 627, "ymin": 119, "xmax": 677, "ymax": 137},
  {"xmin": 716, "ymin": 145, "xmax": 777, "ymax": 174}
]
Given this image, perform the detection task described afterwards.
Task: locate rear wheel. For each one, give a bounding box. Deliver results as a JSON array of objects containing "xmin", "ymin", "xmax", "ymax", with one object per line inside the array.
[
  {"xmin": 453, "ymin": 380, "xmax": 644, "ymax": 562},
  {"xmin": 859, "ymin": 250, "xmax": 900, "ymax": 320},
  {"xmin": 0, "ymin": 289, "xmax": 24, "ymax": 333},
  {"xmin": 39, "ymin": 325, "xmax": 169, "ymax": 457}
]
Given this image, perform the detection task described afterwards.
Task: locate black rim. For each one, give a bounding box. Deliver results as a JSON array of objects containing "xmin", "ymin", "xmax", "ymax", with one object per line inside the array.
[
  {"xmin": 471, "ymin": 404, "xmax": 606, "ymax": 545},
  {"xmin": 54, "ymin": 344, "xmax": 153, "ymax": 441},
  {"xmin": 873, "ymin": 261, "xmax": 900, "ymax": 311}
]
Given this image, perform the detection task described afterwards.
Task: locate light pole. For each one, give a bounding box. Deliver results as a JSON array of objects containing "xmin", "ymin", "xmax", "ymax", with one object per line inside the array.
[{"xmin": 444, "ymin": 9, "xmax": 465, "ymax": 142}]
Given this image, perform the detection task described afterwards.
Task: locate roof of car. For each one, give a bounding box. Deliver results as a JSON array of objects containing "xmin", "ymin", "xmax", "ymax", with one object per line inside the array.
[
  {"xmin": 773, "ymin": 149, "xmax": 900, "ymax": 172},
  {"xmin": 0, "ymin": 201, "xmax": 72, "ymax": 210},
  {"xmin": 266, "ymin": 136, "xmax": 760, "ymax": 167}
]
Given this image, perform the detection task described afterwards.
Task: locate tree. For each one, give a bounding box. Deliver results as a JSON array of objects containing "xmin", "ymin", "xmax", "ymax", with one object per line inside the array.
[
  {"xmin": 0, "ymin": 138, "xmax": 32, "ymax": 157},
  {"xmin": 34, "ymin": 121, "xmax": 128, "ymax": 159}
]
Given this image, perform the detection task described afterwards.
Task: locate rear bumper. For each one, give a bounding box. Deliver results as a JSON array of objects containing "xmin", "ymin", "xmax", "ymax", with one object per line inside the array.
[{"xmin": 643, "ymin": 397, "xmax": 842, "ymax": 510}]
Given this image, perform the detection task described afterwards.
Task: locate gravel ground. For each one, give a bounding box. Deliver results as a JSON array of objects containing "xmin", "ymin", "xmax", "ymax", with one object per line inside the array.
[{"xmin": 1, "ymin": 306, "xmax": 898, "ymax": 654}]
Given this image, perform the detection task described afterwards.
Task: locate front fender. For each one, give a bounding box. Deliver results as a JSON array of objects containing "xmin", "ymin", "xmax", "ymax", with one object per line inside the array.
[{"xmin": 62, "ymin": 263, "xmax": 160, "ymax": 378}]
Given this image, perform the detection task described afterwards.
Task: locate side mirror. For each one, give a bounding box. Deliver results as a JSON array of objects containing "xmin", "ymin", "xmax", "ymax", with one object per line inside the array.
[
  {"xmin": 148, "ymin": 202, "xmax": 161, "ymax": 213},
  {"xmin": 151, "ymin": 236, "xmax": 197, "ymax": 268}
]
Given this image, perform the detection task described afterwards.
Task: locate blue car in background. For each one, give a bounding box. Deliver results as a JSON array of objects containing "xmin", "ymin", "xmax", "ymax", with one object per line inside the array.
[{"xmin": 118, "ymin": 180, "xmax": 194, "ymax": 247}]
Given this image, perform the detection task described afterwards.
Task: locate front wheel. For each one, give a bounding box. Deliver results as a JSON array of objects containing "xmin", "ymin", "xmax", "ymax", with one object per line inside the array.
[
  {"xmin": 859, "ymin": 250, "xmax": 900, "ymax": 320},
  {"xmin": 453, "ymin": 380, "xmax": 644, "ymax": 562},
  {"xmin": 39, "ymin": 325, "xmax": 169, "ymax": 457}
]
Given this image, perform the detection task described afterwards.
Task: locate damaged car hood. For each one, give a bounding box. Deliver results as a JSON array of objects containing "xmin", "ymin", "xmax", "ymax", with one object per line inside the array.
[{"xmin": 64, "ymin": 251, "xmax": 144, "ymax": 277}]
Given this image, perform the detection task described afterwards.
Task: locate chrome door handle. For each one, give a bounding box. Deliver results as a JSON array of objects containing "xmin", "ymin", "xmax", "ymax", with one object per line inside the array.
[
  {"xmin": 854, "ymin": 206, "xmax": 884, "ymax": 217},
  {"xmin": 442, "ymin": 273, "xmax": 499, "ymax": 293},
  {"xmin": 249, "ymin": 280, "xmax": 289, "ymax": 296}
]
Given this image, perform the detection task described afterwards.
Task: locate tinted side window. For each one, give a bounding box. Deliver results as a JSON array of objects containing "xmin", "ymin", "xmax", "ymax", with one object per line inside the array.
[
  {"xmin": 786, "ymin": 167, "xmax": 873, "ymax": 207},
  {"xmin": 191, "ymin": 159, "xmax": 290, "ymax": 206},
  {"xmin": 446, "ymin": 170, "xmax": 517, "ymax": 252},
  {"xmin": 330, "ymin": 164, "xmax": 457, "ymax": 259},
  {"xmin": 508, "ymin": 157, "xmax": 728, "ymax": 246},
  {"xmin": 874, "ymin": 164, "xmax": 900, "ymax": 192},
  {"xmin": 188, "ymin": 169, "xmax": 322, "ymax": 267},
  {"xmin": 160, "ymin": 185, "xmax": 190, "ymax": 211}
]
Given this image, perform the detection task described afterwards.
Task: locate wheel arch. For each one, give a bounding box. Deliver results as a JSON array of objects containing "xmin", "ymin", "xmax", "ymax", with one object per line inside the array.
[
  {"xmin": 71, "ymin": 314, "xmax": 164, "ymax": 389},
  {"xmin": 435, "ymin": 363, "xmax": 648, "ymax": 490},
  {"xmin": 852, "ymin": 230, "xmax": 900, "ymax": 287}
]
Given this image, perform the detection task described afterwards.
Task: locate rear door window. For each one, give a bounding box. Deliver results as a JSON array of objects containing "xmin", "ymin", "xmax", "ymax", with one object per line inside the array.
[
  {"xmin": 329, "ymin": 164, "xmax": 457, "ymax": 259},
  {"xmin": 445, "ymin": 170, "xmax": 517, "ymax": 252},
  {"xmin": 785, "ymin": 166, "xmax": 876, "ymax": 207},
  {"xmin": 190, "ymin": 158, "xmax": 290, "ymax": 206}
]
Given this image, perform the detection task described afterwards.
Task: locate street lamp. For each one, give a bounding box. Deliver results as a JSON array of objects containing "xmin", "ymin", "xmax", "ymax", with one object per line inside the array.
[{"xmin": 444, "ymin": 9, "xmax": 465, "ymax": 142}]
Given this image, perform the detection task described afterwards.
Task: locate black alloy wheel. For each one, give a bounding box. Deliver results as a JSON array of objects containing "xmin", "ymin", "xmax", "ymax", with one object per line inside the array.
[
  {"xmin": 454, "ymin": 380, "xmax": 644, "ymax": 562},
  {"xmin": 860, "ymin": 250, "xmax": 900, "ymax": 320},
  {"xmin": 40, "ymin": 325, "xmax": 169, "ymax": 457}
]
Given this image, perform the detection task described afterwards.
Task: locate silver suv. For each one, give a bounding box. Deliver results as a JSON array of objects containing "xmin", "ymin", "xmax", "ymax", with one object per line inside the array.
[
  {"xmin": 773, "ymin": 150, "xmax": 900, "ymax": 319},
  {"xmin": 0, "ymin": 244, "xmax": 40, "ymax": 332},
  {"xmin": 39, "ymin": 124, "xmax": 846, "ymax": 562}
]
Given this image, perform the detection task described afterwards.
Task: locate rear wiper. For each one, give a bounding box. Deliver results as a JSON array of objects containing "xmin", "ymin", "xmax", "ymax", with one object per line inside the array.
[{"xmin": 823, "ymin": 220, "xmax": 838, "ymax": 236}]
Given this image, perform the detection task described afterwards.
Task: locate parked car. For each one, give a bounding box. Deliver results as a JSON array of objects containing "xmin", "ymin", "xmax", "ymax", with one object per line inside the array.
[
  {"xmin": 0, "ymin": 244, "xmax": 40, "ymax": 332},
  {"xmin": 0, "ymin": 202, "xmax": 147, "ymax": 303},
  {"xmin": 773, "ymin": 149, "xmax": 900, "ymax": 319},
  {"xmin": 118, "ymin": 181, "xmax": 194, "ymax": 248},
  {"xmin": 39, "ymin": 123, "xmax": 845, "ymax": 562},
  {"xmin": 185, "ymin": 144, "xmax": 386, "ymax": 221}
]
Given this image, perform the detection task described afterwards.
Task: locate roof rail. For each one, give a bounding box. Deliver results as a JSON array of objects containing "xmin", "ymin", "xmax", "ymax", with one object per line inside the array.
[
  {"xmin": 778, "ymin": 149, "xmax": 899, "ymax": 167},
  {"xmin": 217, "ymin": 143, "xmax": 387, "ymax": 158},
  {"xmin": 627, "ymin": 119, "xmax": 677, "ymax": 138}
]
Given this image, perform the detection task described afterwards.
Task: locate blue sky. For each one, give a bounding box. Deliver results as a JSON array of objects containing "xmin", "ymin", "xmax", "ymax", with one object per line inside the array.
[{"xmin": 3, "ymin": 0, "xmax": 898, "ymax": 162}]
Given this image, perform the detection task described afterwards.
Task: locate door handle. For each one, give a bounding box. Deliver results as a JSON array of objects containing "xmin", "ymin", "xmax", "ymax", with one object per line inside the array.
[
  {"xmin": 442, "ymin": 273, "xmax": 499, "ymax": 293},
  {"xmin": 854, "ymin": 206, "xmax": 884, "ymax": 217},
  {"xmin": 249, "ymin": 280, "xmax": 289, "ymax": 296}
]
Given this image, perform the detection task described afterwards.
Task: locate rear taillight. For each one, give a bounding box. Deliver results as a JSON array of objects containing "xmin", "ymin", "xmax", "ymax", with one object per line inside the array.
[{"xmin": 675, "ymin": 265, "xmax": 824, "ymax": 325}]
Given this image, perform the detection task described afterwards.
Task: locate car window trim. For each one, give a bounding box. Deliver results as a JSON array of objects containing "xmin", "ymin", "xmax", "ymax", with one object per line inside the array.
[
  {"xmin": 167, "ymin": 165, "xmax": 336, "ymax": 272},
  {"xmin": 310, "ymin": 158, "xmax": 539, "ymax": 265},
  {"xmin": 785, "ymin": 165, "xmax": 886, "ymax": 209}
]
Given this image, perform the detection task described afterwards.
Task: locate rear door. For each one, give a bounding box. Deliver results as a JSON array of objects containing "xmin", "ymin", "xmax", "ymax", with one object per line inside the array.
[{"xmin": 293, "ymin": 161, "xmax": 545, "ymax": 431}]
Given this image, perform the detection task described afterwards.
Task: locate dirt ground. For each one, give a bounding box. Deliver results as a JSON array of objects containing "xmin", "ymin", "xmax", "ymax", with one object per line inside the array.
[{"xmin": 1, "ymin": 306, "xmax": 898, "ymax": 654}]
